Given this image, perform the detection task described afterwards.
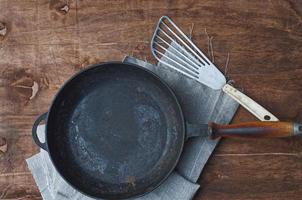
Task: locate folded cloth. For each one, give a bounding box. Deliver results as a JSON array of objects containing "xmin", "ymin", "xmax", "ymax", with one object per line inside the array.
[
  {"xmin": 26, "ymin": 56, "xmax": 239, "ymax": 200},
  {"xmin": 27, "ymin": 125, "xmax": 200, "ymax": 200}
]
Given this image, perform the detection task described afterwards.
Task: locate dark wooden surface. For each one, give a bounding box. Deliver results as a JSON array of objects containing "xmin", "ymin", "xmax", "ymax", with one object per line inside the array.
[{"xmin": 0, "ymin": 0, "xmax": 302, "ymax": 199}]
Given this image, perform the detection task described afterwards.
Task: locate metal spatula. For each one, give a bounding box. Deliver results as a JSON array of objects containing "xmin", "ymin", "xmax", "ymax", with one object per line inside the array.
[{"xmin": 151, "ymin": 16, "xmax": 278, "ymax": 122}]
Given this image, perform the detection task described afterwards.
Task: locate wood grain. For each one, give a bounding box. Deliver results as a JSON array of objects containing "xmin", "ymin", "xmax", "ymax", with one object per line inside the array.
[{"xmin": 0, "ymin": 0, "xmax": 302, "ymax": 199}]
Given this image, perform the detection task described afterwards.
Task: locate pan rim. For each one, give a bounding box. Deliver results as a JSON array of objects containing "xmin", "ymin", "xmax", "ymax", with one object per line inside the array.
[{"xmin": 44, "ymin": 61, "xmax": 186, "ymax": 199}]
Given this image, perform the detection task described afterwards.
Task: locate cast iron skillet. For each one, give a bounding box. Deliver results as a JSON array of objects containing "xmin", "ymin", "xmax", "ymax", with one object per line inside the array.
[
  {"xmin": 32, "ymin": 62, "xmax": 301, "ymax": 199},
  {"xmin": 32, "ymin": 62, "xmax": 188, "ymax": 199}
]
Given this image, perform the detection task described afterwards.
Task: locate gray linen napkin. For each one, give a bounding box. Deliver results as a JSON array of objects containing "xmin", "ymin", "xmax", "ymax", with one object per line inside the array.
[{"xmin": 26, "ymin": 56, "xmax": 239, "ymax": 200}]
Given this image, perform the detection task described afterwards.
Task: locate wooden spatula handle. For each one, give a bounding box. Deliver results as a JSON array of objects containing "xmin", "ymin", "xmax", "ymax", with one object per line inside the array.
[
  {"xmin": 222, "ymin": 84, "xmax": 279, "ymax": 121},
  {"xmin": 209, "ymin": 121, "xmax": 302, "ymax": 139}
]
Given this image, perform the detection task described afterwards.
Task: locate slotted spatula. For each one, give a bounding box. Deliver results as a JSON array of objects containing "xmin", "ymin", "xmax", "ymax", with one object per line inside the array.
[{"xmin": 151, "ymin": 16, "xmax": 278, "ymax": 121}]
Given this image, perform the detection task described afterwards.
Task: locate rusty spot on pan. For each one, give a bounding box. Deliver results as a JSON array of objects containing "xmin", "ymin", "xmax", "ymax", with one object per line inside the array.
[{"xmin": 126, "ymin": 176, "xmax": 136, "ymax": 187}]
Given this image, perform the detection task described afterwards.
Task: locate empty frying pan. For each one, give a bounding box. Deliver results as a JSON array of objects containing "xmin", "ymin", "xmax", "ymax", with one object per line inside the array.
[{"xmin": 32, "ymin": 62, "xmax": 302, "ymax": 199}]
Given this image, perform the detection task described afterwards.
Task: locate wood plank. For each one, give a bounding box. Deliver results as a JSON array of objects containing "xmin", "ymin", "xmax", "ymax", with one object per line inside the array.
[{"xmin": 197, "ymin": 153, "xmax": 302, "ymax": 200}]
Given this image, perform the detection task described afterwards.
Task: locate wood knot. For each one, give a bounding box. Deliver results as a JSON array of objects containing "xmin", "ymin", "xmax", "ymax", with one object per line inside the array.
[
  {"xmin": 0, "ymin": 137, "xmax": 7, "ymax": 153},
  {"xmin": 50, "ymin": 0, "xmax": 70, "ymax": 15},
  {"xmin": 135, "ymin": 44, "xmax": 145, "ymax": 51},
  {"xmin": 0, "ymin": 22, "xmax": 7, "ymax": 41},
  {"xmin": 10, "ymin": 76, "xmax": 39, "ymax": 100},
  {"xmin": 74, "ymin": 57, "xmax": 93, "ymax": 70},
  {"xmin": 59, "ymin": 4, "xmax": 69, "ymax": 15},
  {"xmin": 4, "ymin": 68, "xmax": 40, "ymax": 109}
]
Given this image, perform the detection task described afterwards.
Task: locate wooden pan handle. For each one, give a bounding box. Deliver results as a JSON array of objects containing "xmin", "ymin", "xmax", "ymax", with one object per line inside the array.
[{"xmin": 209, "ymin": 121, "xmax": 302, "ymax": 139}]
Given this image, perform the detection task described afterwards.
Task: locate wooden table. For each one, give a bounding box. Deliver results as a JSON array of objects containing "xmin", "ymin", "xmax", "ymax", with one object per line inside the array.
[{"xmin": 0, "ymin": 0, "xmax": 302, "ymax": 199}]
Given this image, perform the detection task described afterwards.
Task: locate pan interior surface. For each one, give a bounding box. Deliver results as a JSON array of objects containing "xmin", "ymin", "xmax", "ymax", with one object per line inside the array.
[{"xmin": 47, "ymin": 63, "xmax": 184, "ymax": 199}]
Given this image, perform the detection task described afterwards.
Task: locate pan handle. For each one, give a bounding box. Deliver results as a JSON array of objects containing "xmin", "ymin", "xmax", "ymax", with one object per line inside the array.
[
  {"xmin": 186, "ymin": 121, "xmax": 302, "ymax": 140},
  {"xmin": 32, "ymin": 112, "xmax": 48, "ymax": 151},
  {"xmin": 185, "ymin": 123, "xmax": 209, "ymax": 140},
  {"xmin": 209, "ymin": 121, "xmax": 302, "ymax": 139}
]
